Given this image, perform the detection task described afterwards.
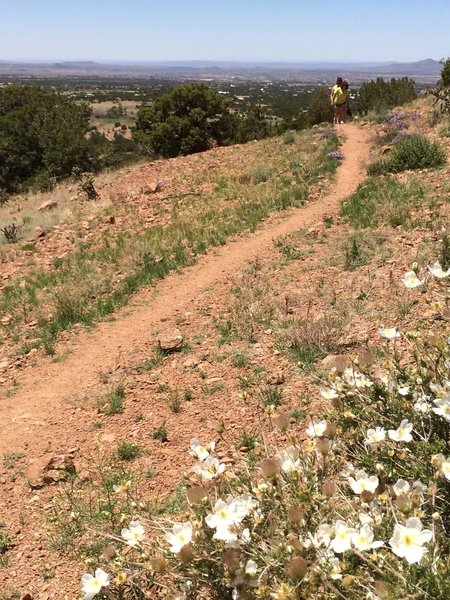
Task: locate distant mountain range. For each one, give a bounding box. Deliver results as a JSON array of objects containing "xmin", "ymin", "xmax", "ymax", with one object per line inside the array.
[{"xmin": 0, "ymin": 58, "xmax": 442, "ymax": 82}]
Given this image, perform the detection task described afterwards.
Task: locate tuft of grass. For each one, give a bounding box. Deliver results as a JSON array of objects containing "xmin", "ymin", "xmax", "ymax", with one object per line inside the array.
[
  {"xmin": 440, "ymin": 234, "xmax": 450, "ymax": 270},
  {"xmin": 117, "ymin": 442, "xmax": 141, "ymax": 461},
  {"xmin": 274, "ymin": 238, "xmax": 303, "ymax": 261},
  {"xmin": 290, "ymin": 408, "xmax": 307, "ymax": 422},
  {"xmin": 0, "ymin": 523, "xmax": 12, "ymax": 555},
  {"xmin": 230, "ymin": 351, "xmax": 249, "ymax": 368},
  {"xmin": 344, "ymin": 235, "xmax": 366, "ymax": 271},
  {"xmin": 238, "ymin": 431, "xmax": 259, "ymax": 451},
  {"xmin": 282, "ymin": 308, "xmax": 347, "ymax": 369},
  {"xmin": 157, "ymin": 484, "xmax": 188, "ymax": 516},
  {"xmin": 169, "ymin": 390, "xmax": 182, "ymax": 413},
  {"xmin": 136, "ymin": 347, "xmax": 166, "ymax": 372},
  {"xmin": 100, "ymin": 385, "xmax": 125, "ymax": 415},
  {"xmin": 152, "ymin": 424, "xmax": 168, "ymax": 443},
  {"xmin": 340, "ymin": 176, "xmax": 427, "ymax": 229},
  {"xmin": 260, "ymin": 386, "xmax": 283, "ymax": 408},
  {"xmin": 3, "ymin": 452, "xmax": 25, "ymax": 469}
]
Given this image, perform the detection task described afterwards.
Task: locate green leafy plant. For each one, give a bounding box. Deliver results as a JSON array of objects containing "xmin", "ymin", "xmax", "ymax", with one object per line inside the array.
[
  {"xmin": 368, "ymin": 134, "xmax": 446, "ymax": 175},
  {"xmin": 152, "ymin": 424, "xmax": 168, "ymax": 443},
  {"xmin": 117, "ymin": 442, "xmax": 141, "ymax": 461}
]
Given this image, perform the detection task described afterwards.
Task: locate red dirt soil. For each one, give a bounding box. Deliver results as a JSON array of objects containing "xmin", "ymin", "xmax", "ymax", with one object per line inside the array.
[{"xmin": 0, "ymin": 124, "xmax": 371, "ymax": 599}]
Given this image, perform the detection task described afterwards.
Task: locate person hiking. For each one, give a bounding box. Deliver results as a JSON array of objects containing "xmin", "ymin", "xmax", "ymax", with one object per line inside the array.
[
  {"xmin": 342, "ymin": 80, "xmax": 351, "ymax": 121},
  {"xmin": 330, "ymin": 77, "xmax": 347, "ymax": 125}
]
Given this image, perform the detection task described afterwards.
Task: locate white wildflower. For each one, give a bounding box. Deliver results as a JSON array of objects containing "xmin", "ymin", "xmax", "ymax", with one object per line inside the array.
[
  {"xmin": 189, "ymin": 438, "xmax": 215, "ymax": 461},
  {"xmin": 432, "ymin": 397, "xmax": 450, "ymax": 423},
  {"xmin": 402, "ymin": 271, "xmax": 423, "ymax": 288},
  {"xmin": 388, "ymin": 419, "xmax": 413, "ymax": 442},
  {"xmin": 81, "ymin": 568, "xmax": 111, "ymax": 600},
  {"xmin": 329, "ymin": 556, "xmax": 343, "ymax": 579},
  {"xmin": 205, "ymin": 495, "xmax": 255, "ymax": 542},
  {"xmin": 279, "ymin": 446, "xmax": 301, "ymax": 473},
  {"xmin": 305, "ymin": 420, "xmax": 328, "ymax": 437},
  {"xmin": 414, "ymin": 400, "xmax": 430, "ymax": 413},
  {"xmin": 193, "ymin": 456, "xmax": 225, "ymax": 480},
  {"xmin": 428, "ymin": 261, "xmax": 450, "ymax": 278},
  {"xmin": 165, "ymin": 522, "xmax": 193, "ymax": 553},
  {"xmin": 379, "ymin": 326, "xmax": 400, "ymax": 340},
  {"xmin": 245, "ymin": 560, "xmax": 258, "ymax": 577},
  {"xmin": 348, "ymin": 470, "xmax": 379, "ymax": 495},
  {"xmin": 440, "ymin": 459, "xmax": 450, "ymax": 480},
  {"xmin": 397, "ymin": 385, "xmax": 410, "ymax": 396},
  {"xmin": 364, "ymin": 427, "xmax": 386, "ymax": 445},
  {"xmin": 121, "ymin": 520, "xmax": 145, "ymax": 547},
  {"xmin": 393, "ymin": 479, "xmax": 411, "ymax": 497},
  {"xmin": 309, "ymin": 523, "xmax": 334, "ymax": 548},
  {"xmin": 359, "ymin": 513, "xmax": 373, "ymax": 525},
  {"xmin": 343, "ymin": 367, "xmax": 373, "ymax": 389},
  {"xmin": 320, "ymin": 387, "xmax": 338, "ymax": 400},
  {"xmin": 389, "ymin": 517, "xmax": 432, "ymax": 564},
  {"xmin": 330, "ymin": 520, "xmax": 357, "ymax": 553},
  {"xmin": 351, "ymin": 525, "xmax": 383, "ymax": 551}
]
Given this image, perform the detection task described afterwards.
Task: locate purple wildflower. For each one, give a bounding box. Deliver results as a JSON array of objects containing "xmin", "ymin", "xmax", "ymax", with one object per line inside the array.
[
  {"xmin": 327, "ymin": 150, "xmax": 345, "ymax": 160},
  {"xmin": 391, "ymin": 130, "xmax": 413, "ymax": 144},
  {"xmin": 320, "ymin": 130, "xmax": 338, "ymax": 140}
]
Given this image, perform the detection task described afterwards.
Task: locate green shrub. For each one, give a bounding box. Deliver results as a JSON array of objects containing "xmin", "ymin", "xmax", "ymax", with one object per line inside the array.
[{"xmin": 368, "ymin": 134, "xmax": 446, "ymax": 175}]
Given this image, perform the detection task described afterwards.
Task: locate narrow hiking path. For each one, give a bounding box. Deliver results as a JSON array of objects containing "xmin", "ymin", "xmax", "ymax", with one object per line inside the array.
[{"xmin": 0, "ymin": 124, "xmax": 370, "ymax": 457}]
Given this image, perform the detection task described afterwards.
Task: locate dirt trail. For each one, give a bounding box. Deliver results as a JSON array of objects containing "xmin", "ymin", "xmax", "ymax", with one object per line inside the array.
[{"xmin": 0, "ymin": 124, "xmax": 370, "ymax": 456}]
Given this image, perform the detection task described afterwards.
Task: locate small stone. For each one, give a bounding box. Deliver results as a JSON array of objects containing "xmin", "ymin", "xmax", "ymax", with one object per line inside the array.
[
  {"xmin": 37, "ymin": 200, "xmax": 58, "ymax": 211},
  {"xmin": 157, "ymin": 328, "xmax": 183, "ymax": 352},
  {"xmin": 267, "ymin": 370, "xmax": 285, "ymax": 385},
  {"xmin": 33, "ymin": 227, "xmax": 46, "ymax": 239},
  {"xmin": 143, "ymin": 181, "xmax": 164, "ymax": 194}
]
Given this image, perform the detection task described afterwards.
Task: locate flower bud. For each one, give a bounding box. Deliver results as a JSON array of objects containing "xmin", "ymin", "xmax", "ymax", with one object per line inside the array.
[
  {"xmin": 324, "ymin": 423, "xmax": 337, "ymax": 438},
  {"xmin": 149, "ymin": 557, "xmax": 167, "ymax": 574},
  {"xmin": 357, "ymin": 348, "xmax": 374, "ymax": 366},
  {"xmin": 317, "ymin": 438, "xmax": 331, "ymax": 455},
  {"xmin": 286, "ymin": 535, "xmax": 302, "ymax": 552},
  {"xmin": 321, "ymin": 478, "xmax": 337, "ymax": 497},
  {"xmin": 261, "ymin": 458, "xmax": 280, "ymax": 478},
  {"xmin": 274, "ymin": 412, "xmax": 291, "ymax": 432},
  {"xmin": 395, "ymin": 495, "xmax": 411, "ymax": 513},
  {"xmin": 361, "ymin": 490, "xmax": 374, "ymax": 503},
  {"xmin": 179, "ymin": 544, "xmax": 194, "ymax": 563},
  {"xmin": 187, "ymin": 485, "xmax": 208, "ymax": 505},
  {"xmin": 223, "ymin": 548, "xmax": 240, "ymax": 574},
  {"xmin": 101, "ymin": 544, "xmax": 117, "ymax": 560},
  {"xmin": 286, "ymin": 557, "xmax": 308, "ymax": 580},
  {"xmin": 331, "ymin": 397, "xmax": 343, "ymax": 409},
  {"xmin": 330, "ymin": 355, "xmax": 348, "ymax": 373},
  {"xmin": 287, "ymin": 505, "xmax": 305, "ymax": 525},
  {"xmin": 342, "ymin": 575, "xmax": 355, "ymax": 588}
]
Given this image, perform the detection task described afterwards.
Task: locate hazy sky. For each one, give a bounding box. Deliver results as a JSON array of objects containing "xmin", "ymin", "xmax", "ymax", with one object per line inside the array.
[{"xmin": 1, "ymin": 0, "xmax": 449, "ymax": 63}]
